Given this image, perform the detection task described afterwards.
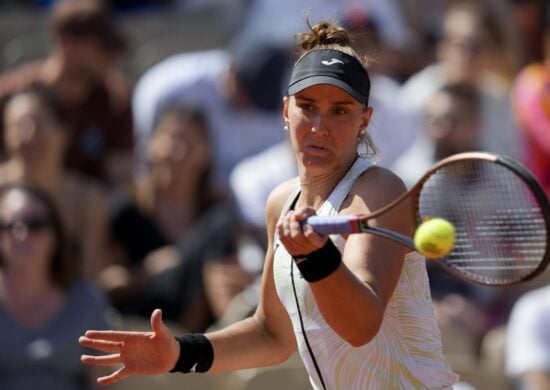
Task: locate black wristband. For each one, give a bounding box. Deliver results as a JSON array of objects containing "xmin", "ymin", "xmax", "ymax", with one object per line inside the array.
[
  {"xmin": 169, "ymin": 334, "xmax": 214, "ymax": 373},
  {"xmin": 293, "ymin": 239, "xmax": 342, "ymax": 282}
]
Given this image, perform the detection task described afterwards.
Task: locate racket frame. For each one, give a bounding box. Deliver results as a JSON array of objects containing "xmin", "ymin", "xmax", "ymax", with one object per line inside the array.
[{"xmin": 305, "ymin": 152, "xmax": 550, "ymax": 286}]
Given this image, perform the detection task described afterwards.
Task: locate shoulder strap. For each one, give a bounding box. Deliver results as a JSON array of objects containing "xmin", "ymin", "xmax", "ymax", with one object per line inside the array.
[
  {"xmin": 280, "ymin": 185, "xmax": 301, "ymax": 215},
  {"xmin": 273, "ymin": 186, "xmax": 301, "ymax": 246},
  {"xmin": 318, "ymin": 158, "xmax": 373, "ymax": 216}
]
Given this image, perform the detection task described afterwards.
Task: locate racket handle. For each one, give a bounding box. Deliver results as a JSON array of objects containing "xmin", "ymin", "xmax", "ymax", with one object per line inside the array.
[
  {"xmin": 305, "ymin": 215, "xmax": 416, "ymax": 252},
  {"xmin": 304, "ymin": 215, "xmax": 363, "ymax": 235}
]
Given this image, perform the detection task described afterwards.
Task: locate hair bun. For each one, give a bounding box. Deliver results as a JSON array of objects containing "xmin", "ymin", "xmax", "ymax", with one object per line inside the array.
[{"xmin": 297, "ymin": 21, "xmax": 352, "ymax": 51}]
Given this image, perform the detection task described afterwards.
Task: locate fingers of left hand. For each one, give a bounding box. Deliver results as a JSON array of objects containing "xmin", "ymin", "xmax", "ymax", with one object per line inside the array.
[
  {"xmin": 81, "ymin": 353, "xmax": 122, "ymax": 366},
  {"xmin": 97, "ymin": 367, "xmax": 130, "ymax": 385},
  {"xmin": 79, "ymin": 336, "xmax": 124, "ymax": 353}
]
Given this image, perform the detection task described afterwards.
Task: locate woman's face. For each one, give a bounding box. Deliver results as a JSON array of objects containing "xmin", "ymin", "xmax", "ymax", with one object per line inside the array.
[
  {"xmin": 284, "ymin": 84, "xmax": 371, "ymax": 172},
  {"xmin": 438, "ymin": 10, "xmax": 489, "ymax": 83},
  {"xmin": 67, "ymin": 37, "xmax": 120, "ymax": 84},
  {"xmin": 426, "ymin": 91, "xmax": 478, "ymax": 155},
  {"xmin": 3, "ymin": 94, "xmax": 65, "ymax": 164},
  {"xmin": 148, "ymin": 113, "xmax": 211, "ymax": 186},
  {"xmin": 0, "ymin": 190, "xmax": 55, "ymax": 273}
]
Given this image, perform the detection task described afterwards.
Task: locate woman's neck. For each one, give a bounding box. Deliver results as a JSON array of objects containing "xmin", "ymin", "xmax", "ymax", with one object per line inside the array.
[
  {"xmin": 0, "ymin": 267, "xmax": 57, "ymax": 303},
  {"xmin": 7, "ymin": 158, "xmax": 63, "ymax": 194},
  {"xmin": 0, "ymin": 269, "xmax": 63, "ymax": 329},
  {"xmin": 297, "ymin": 157, "xmax": 356, "ymax": 210}
]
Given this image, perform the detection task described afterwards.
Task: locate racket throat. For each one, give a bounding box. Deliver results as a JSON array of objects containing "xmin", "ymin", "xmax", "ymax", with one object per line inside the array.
[{"xmin": 365, "ymin": 226, "xmax": 415, "ymax": 250}]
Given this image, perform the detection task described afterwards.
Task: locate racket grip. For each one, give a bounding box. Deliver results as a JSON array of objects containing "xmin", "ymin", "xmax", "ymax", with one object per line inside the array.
[{"xmin": 304, "ymin": 215, "xmax": 363, "ymax": 235}]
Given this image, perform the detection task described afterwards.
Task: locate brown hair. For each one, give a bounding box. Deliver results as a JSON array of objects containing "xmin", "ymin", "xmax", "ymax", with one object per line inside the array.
[
  {"xmin": 4, "ymin": 84, "xmax": 68, "ymax": 129},
  {"xmin": 138, "ymin": 105, "xmax": 223, "ymax": 215},
  {"xmin": 437, "ymin": 82, "xmax": 481, "ymax": 119},
  {"xmin": 0, "ymin": 183, "xmax": 77, "ymax": 289},
  {"xmin": 294, "ymin": 21, "xmax": 377, "ymax": 158},
  {"xmin": 51, "ymin": 0, "xmax": 126, "ymax": 53}
]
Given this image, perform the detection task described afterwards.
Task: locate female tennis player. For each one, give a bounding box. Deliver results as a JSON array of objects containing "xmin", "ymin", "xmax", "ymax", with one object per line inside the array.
[{"xmin": 79, "ymin": 21, "xmax": 459, "ymax": 389}]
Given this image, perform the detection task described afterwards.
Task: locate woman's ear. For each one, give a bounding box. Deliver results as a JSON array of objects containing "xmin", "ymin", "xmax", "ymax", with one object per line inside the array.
[
  {"xmin": 282, "ymin": 96, "xmax": 290, "ymax": 123},
  {"xmin": 361, "ymin": 106, "xmax": 373, "ymax": 128}
]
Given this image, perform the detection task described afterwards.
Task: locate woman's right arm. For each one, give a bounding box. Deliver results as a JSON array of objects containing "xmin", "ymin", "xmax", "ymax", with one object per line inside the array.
[{"xmin": 80, "ymin": 181, "xmax": 297, "ymax": 384}]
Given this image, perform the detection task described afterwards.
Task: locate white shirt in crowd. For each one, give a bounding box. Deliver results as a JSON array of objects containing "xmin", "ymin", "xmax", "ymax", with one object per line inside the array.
[
  {"xmin": 233, "ymin": 0, "xmax": 415, "ymax": 50},
  {"xmin": 397, "ymin": 63, "xmax": 522, "ymax": 160},
  {"xmin": 132, "ymin": 49, "xmax": 287, "ymax": 188},
  {"xmin": 506, "ymin": 285, "xmax": 550, "ymax": 381}
]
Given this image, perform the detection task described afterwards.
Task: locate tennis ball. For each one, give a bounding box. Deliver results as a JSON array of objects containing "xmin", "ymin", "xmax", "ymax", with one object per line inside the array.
[{"xmin": 414, "ymin": 218, "xmax": 455, "ymax": 259}]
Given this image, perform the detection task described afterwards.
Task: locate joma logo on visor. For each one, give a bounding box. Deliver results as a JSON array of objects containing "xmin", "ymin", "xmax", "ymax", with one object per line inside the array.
[{"xmin": 321, "ymin": 59, "xmax": 344, "ymax": 66}]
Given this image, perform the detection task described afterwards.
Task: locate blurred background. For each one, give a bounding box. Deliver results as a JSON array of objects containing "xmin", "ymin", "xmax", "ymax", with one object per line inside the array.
[{"xmin": 0, "ymin": 0, "xmax": 549, "ymax": 389}]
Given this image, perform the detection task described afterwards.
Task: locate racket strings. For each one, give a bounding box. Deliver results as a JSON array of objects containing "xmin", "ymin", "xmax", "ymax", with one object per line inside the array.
[{"xmin": 418, "ymin": 159, "xmax": 548, "ymax": 285}]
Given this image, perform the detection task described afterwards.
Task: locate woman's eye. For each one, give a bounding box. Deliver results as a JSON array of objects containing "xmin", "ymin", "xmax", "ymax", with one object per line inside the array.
[
  {"xmin": 299, "ymin": 103, "xmax": 314, "ymax": 111},
  {"xmin": 333, "ymin": 107, "xmax": 349, "ymax": 115}
]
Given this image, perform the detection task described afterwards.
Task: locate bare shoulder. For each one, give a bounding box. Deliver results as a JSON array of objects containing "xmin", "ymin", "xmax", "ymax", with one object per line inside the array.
[
  {"xmin": 265, "ymin": 177, "xmax": 300, "ymax": 229},
  {"xmin": 362, "ymin": 165, "xmax": 407, "ymax": 193},
  {"xmin": 345, "ymin": 165, "xmax": 407, "ymax": 212}
]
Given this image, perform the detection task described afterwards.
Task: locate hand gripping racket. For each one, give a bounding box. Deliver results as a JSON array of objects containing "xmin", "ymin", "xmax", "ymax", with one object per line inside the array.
[{"xmin": 304, "ymin": 152, "xmax": 550, "ymax": 286}]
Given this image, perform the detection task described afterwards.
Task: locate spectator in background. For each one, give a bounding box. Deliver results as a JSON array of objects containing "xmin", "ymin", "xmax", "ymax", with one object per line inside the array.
[
  {"xmin": 0, "ymin": 183, "xmax": 112, "ymax": 390},
  {"xmin": 132, "ymin": 40, "xmax": 293, "ymax": 191},
  {"xmin": 506, "ymin": 284, "xmax": 550, "ymax": 389},
  {"xmin": 398, "ymin": 0, "xmax": 523, "ymax": 161},
  {"xmin": 393, "ymin": 81, "xmax": 516, "ymax": 280},
  {"xmin": 0, "ymin": 0, "xmax": 134, "ymax": 195},
  {"xmin": 339, "ymin": 8, "xmax": 417, "ymax": 165},
  {"xmin": 0, "ymin": 85, "xmax": 109, "ymax": 279},
  {"xmin": 100, "ymin": 105, "xmax": 255, "ymax": 332},
  {"xmin": 232, "ymin": 0, "xmax": 423, "ymax": 81},
  {"xmin": 393, "ymin": 80, "xmax": 540, "ymax": 355},
  {"xmin": 392, "ymin": 82, "xmax": 495, "ymax": 349},
  {"xmin": 339, "ymin": 1, "xmax": 430, "ymax": 81},
  {"xmin": 512, "ymin": 11, "xmax": 550, "ymax": 197},
  {"xmin": 510, "ymin": 0, "xmax": 548, "ymax": 66},
  {"xmin": 391, "ymin": 82, "xmax": 481, "ymax": 187},
  {"xmin": 229, "ymin": 138, "xmax": 296, "ymax": 248}
]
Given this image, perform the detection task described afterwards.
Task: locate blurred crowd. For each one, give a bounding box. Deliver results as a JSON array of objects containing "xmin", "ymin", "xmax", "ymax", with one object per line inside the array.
[{"xmin": 0, "ymin": 0, "xmax": 548, "ymax": 389}]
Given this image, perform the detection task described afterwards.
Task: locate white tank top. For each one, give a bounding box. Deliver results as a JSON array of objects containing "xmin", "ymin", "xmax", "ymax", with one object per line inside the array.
[{"xmin": 273, "ymin": 158, "xmax": 459, "ymax": 389}]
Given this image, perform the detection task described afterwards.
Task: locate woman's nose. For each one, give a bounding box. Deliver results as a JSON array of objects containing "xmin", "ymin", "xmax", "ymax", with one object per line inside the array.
[
  {"xmin": 17, "ymin": 118, "xmax": 38, "ymax": 141},
  {"xmin": 310, "ymin": 115, "xmax": 327, "ymax": 135}
]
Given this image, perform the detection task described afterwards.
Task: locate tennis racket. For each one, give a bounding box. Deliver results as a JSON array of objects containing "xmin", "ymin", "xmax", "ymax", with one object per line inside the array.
[{"xmin": 304, "ymin": 152, "xmax": 550, "ymax": 286}]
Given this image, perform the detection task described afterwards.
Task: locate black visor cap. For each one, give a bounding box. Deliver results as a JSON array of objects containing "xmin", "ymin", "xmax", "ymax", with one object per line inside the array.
[{"xmin": 287, "ymin": 49, "xmax": 370, "ymax": 105}]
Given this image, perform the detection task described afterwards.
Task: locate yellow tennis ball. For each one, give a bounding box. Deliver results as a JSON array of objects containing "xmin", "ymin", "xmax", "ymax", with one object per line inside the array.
[{"xmin": 414, "ymin": 218, "xmax": 456, "ymax": 259}]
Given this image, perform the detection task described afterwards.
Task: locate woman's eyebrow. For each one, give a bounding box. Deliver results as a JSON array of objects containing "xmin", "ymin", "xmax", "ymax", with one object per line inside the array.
[{"xmin": 294, "ymin": 95, "xmax": 356, "ymax": 105}]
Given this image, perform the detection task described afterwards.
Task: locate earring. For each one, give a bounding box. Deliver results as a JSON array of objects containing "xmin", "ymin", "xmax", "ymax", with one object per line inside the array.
[{"xmin": 284, "ymin": 122, "xmax": 289, "ymax": 131}]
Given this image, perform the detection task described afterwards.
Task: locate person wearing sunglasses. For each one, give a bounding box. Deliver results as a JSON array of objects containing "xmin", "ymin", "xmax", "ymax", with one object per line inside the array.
[
  {"xmin": 0, "ymin": 84, "xmax": 109, "ymax": 279},
  {"xmin": 0, "ymin": 183, "xmax": 113, "ymax": 390}
]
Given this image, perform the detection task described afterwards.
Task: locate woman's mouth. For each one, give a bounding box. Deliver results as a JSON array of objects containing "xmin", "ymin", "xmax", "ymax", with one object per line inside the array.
[{"xmin": 305, "ymin": 144, "xmax": 329, "ymax": 153}]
